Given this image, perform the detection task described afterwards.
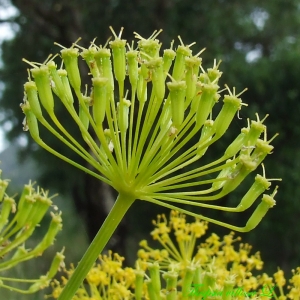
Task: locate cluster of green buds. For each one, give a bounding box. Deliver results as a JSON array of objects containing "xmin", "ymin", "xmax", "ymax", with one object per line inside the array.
[
  {"xmin": 20, "ymin": 27, "xmax": 280, "ymax": 299},
  {"xmin": 0, "ymin": 168, "xmax": 64, "ymax": 294}
]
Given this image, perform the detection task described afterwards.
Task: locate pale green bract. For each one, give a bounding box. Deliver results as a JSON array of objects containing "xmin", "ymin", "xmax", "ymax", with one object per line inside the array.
[{"xmin": 21, "ymin": 27, "xmax": 280, "ymax": 300}]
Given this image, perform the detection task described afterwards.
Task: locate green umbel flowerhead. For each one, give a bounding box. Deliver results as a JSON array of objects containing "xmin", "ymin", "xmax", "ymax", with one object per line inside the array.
[
  {"xmin": 21, "ymin": 28, "xmax": 279, "ymax": 232},
  {"xmin": 0, "ymin": 169, "xmax": 64, "ymax": 294}
]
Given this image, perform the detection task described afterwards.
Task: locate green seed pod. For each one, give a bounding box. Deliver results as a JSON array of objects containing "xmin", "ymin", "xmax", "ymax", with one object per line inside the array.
[
  {"xmin": 110, "ymin": 39, "xmax": 126, "ymax": 84},
  {"xmin": 167, "ymin": 80, "xmax": 186, "ymax": 128},
  {"xmin": 190, "ymin": 81, "xmax": 202, "ymax": 113},
  {"xmin": 245, "ymin": 193, "xmax": 276, "ymax": 231},
  {"xmin": 135, "ymin": 270, "xmax": 145, "ymax": 300},
  {"xmin": 118, "ymin": 98, "xmax": 131, "ymax": 134},
  {"xmin": 18, "ymin": 182, "xmax": 34, "ymax": 210},
  {"xmin": 195, "ymin": 83, "xmax": 219, "ymax": 128},
  {"xmin": 58, "ymin": 69, "xmax": 74, "ymax": 105},
  {"xmin": 92, "ymin": 77, "xmax": 108, "ymax": 126},
  {"xmin": 197, "ymin": 120, "xmax": 214, "ymax": 157},
  {"xmin": 79, "ymin": 95, "xmax": 91, "ymax": 131},
  {"xmin": 207, "ymin": 67, "xmax": 222, "ymax": 84},
  {"xmin": 126, "ymin": 50, "xmax": 139, "ymax": 88},
  {"xmin": 24, "ymin": 81, "xmax": 43, "ymax": 119},
  {"xmin": 148, "ymin": 262, "xmax": 161, "ymax": 298},
  {"xmin": 224, "ymin": 127, "xmax": 249, "ymax": 158},
  {"xmin": 251, "ymin": 139, "xmax": 274, "ymax": 165},
  {"xmin": 185, "ymin": 56, "xmax": 201, "ymax": 105},
  {"xmin": 163, "ymin": 271, "xmax": 178, "ymax": 300},
  {"xmin": 33, "ymin": 212, "xmax": 62, "ymax": 255},
  {"xmin": 163, "ymin": 48, "xmax": 176, "ymax": 76},
  {"xmin": 28, "ymin": 276, "xmax": 49, "ymax": 293},
  {"xmin": 94, "ymin": 48, "xmax": 114, "ymax": 94},
  {"xmin": 21, "ymin": 103, "xmax": 40, "ymax": 141},
  {"xmin": 0, "ymin": 196, "xmax": 15, "ymax": 231},
  {"xmin": 0, "ymin": 179, "xmax": 9, "ymax": 203},
  {"xmin": 16, "ymin": 194, "xmax": 35, "ymax": 228},
  {"xmin": 213, "ymin": 94, "xmax": 242, "ymax": 138},
  {"xmin": 47, "ymin": 61, "xmax": 65, "ymax": 99},
  {"xmin": 29, "ymin": 194, "xmax": 52, "ymax": 226},
  {"xmin": 181, "ymin": 265, "xmax": 196, "ymax": 299},
  {"xmin": 61, "ymin": 48, "xmax": 81, "ymax": 91},
  {"xmin": 138, "ymin": 38, "xmax": 161, "ymax": 79},
  {"xmin": 47, "ymin": 250, "xmax": 65, "ymax": 279},
  {"xmin": 221, "ymin": 154, "xmax": 257, "ymax": 196},
  {"xmin": 137, "ymin": 70, "xmax": 147, "ymax": 103},
  {"xmin": 237, "ymin": 174, "xmax": 271, "ymax": 212},
  {"xmin": 241, "ymin": 119, "xmax": 266, "ymax": 155},
  {"xmin": 172, "ymin": 45, "xmax": 192, "ymax": 80},
  {"xmin": 81, "ymin": 47, "xmax": 100, "ymax": 78},
  {"xmin": 222, "ymin": 278, "xmax": 235, "ymax": 300},
  {"xmin": 30, "ymin": 66, "xmax": 54, "ymax": 114},
  {"xmin": 145, "ymin": 57, "xmax": 165, "ymax": 102},
  {"xmin": 146, "ymin": 279, "xmax": 157, "ymax": 300}
]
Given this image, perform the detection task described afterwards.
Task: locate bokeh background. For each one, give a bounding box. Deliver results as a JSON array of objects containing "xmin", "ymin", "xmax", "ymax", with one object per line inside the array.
[{"xmin": 0, "ymin": 0, "xmax": 299, "ymax": 299}]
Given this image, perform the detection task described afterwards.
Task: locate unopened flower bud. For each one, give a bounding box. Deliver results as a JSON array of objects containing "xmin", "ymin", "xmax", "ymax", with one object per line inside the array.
[
  {"xmin": 167, "ymin": 80, "xmax": 187, "ymax": 128},
  {"xmin": 24, "ymin": 81, "xmax": 43, "ymax": 119},
  {"xmin": 30, "ymin": 65, "xmax": 54, "ymax": 114},
  {"xmin": 61, "ymin": 48, "xmax": 81, "ymax": 91}
]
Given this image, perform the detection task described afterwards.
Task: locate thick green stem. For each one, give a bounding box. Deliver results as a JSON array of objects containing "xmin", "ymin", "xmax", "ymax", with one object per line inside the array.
[{"xmin": 57, "ymin": 193, "xmax": 135, "ymax": 300}]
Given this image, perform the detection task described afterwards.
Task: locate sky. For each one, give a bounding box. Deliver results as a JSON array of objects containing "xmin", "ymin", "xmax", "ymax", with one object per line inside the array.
[{"xmin": 0, "ymin": 2, "xmax": 19, "ymax": 152}]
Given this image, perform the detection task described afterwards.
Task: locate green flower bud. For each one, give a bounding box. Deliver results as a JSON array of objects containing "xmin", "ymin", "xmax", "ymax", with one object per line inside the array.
[
  {"xmin": 33, "ymin": 212, "xmax": 62, "ymax": 255},
  {"xmin": 148, "ymin": 262, "xmax": 161, "ymax": 298},
  {"xmin": 81, "ymin": 47, "xmax": 100, "ymax": 78},
  {"xmin": 24, "ymin": 81, "xmax": 43, "ymax": 119},
  {"xmin": 57, "ymin": 69, "xmax": 74, "ymax": 105},
  {"xmin": 182, "ymin": 265, "xmax": 196, "ymax": 299},
  {"xmin": 172, "ymin": 45, "xmax": 192, "ymax": 80},
  {"xmin": 21, "ymin": 102, "xmax": 40, "ymax": 141},
  {"xmin": 146, "ymin": 57, "xmax": 165, "ymax": 102},
  {"xmin": 163, "ymin": 271, "xmax": 178, "ymax": 300},
  {"xmin": 30, "ymin": 65, "xmax": 54, "ymax": 114},
  {"xmin": 92, "ymin": 77, "xmax": 108, "ymax": 126},
  {"xmin": 245, "ymin": 191, "xmax": 276, "ymax": 231},
  {"xmin": 126, "ymin": 50, "xmax": 139, "ymax": 88},
  {"xmin": 195, "ymin": 83, "xmax": 219, "ymax": 128},
  {"xmin": 47, "ymin": 249, "xmax": 65, "ymax": 279},
  {"xmin": 197, "ymin": 120, "xmax": 214, "ymax": 157},
  {"xmin": 47, "ymin": 61, "xmax": 65, "ymax": 100},
  {"xmin": 118, "ymin": 98, "xmax": 131, "ymax": 134},
  {"xmin": 110, "ymin": 38, "xmax": 126, "ymax": 84},
  {"xmin": 222, "ymin": 278, "xmax": 235, "ymax": 300},
  {"xmin": 167, "ymin": 80, "xmax": 187, "ymax": 128},
  {"xmin": 94, "ymin": 48, "xmax": 114, "ymax": 94},
  {"xmin": 163, "ymin": 48, "xmax": 176, "ymax": 76},
  {"xmin": 221, "ymin": 154, "xmax": 257, "ymax": 196},
  {"xmin": 213, "ymin": 94, "xmax": 242, "ymax": 138},
  {"xmin": 79, "ymin": 95, "xmax": 91, "ymax": 131},
  {"xmin": 16, "ymin": 194, "xmax": 35, "ymax": 228},
  {"xmin": 237, "ymin": 174, "xmax": 271, "ymax": 212},
  {"xmin": 29, "ymin": 193, "xmax": 52, "ymax": 226},
  {"xmin": 135, "ymin": 270, "xmax": 145, "ymax": 300},
  {"xmin": 61, "ymin": 48, "xmax": 81, "ymax": 91},
  {"xmin": 224, "ymin": 127, "xmax": 249, "ymax": 158},
  {"xmin": 185, "ymin": 56, "xmax": 201, "ymax": 105},
  {"xmin": 137, "ymin": 70, "xmax": 147, "ymax": 102},
  {"xmin": 0, "ymin": 196, "xmax": 16, "ymax": 231}
]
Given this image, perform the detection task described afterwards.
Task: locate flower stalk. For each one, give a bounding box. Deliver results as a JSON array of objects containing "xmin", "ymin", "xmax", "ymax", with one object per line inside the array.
[{"xmin": 21, "ymin": 27, "xmax": 280, "ymax": 299}]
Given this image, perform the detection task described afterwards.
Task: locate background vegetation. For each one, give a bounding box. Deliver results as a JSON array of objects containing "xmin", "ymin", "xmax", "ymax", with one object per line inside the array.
[{"xmin": 0, "ymin": 0, "xmax": 299, "ymax": 298}]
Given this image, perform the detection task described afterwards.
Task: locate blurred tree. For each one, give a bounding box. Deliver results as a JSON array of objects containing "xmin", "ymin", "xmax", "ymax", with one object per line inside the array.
[{"xmin": 0, "ymin": 0, "xmax": 299, "ymax": 272}]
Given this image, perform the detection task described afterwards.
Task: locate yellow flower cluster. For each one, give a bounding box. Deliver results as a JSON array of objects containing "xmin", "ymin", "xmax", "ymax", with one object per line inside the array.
[{"xmin": 50, "ymin": 211, "xmax": 300, "ymax": 299}]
